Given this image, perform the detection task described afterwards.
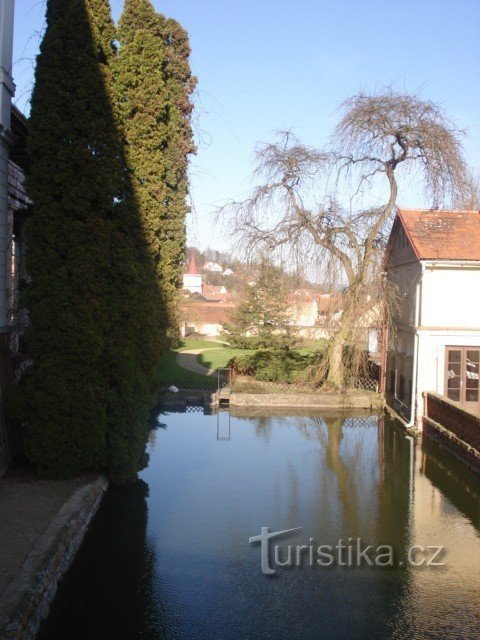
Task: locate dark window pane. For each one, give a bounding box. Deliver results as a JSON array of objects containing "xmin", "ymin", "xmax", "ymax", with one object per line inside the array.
[
  {"xmin": 466, "ymin": 390, "xmax": 479, "ymax": 402},
  {"xmin": 447, "ymin": 389, "xmax": 460, "ymax": 401},
  {"xmin": 449, "ymin": 350, "xmax": 461, "ymax": 363}
]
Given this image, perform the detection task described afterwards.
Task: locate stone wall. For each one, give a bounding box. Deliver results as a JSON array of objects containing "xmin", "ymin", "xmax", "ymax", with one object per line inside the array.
[
  {"xmin": 0, "ymin": 476, "xmax": 108, "ymax": 640},
  {"xmin": 229, "ymin": 391, "xmax": 384, "ymax": 410}
]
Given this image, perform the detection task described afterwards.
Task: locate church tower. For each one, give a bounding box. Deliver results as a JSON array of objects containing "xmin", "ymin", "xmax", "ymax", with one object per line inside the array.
[{"xmin": 182, "ymin": 255, "xmax": 203, "ymax": 294}]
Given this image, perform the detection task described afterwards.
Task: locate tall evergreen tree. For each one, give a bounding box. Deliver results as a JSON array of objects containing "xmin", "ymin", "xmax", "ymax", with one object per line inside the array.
[
  {"xmin": 115, "ymin": 0, "xmax": 196, "ymax": 342},
  {"xmin": 159, "ymin": 14, "xmax": 197, "ymax": 340},
  {"xmin": 223, "ymin": 259, "xmax": 292, "ymax": 349},
  {"xmin": 23, "ymin": 0, "xmax": 119, "ymax": 475},
  {"xmin": 24, "ymin": 0, "xmax": 163, "ymax": 482}
]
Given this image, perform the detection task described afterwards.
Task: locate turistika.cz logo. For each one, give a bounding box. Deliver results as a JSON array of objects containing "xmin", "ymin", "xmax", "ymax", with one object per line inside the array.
[{"xmin": 249, "ymin": 527, "xmax": 446, "ymax": 575}]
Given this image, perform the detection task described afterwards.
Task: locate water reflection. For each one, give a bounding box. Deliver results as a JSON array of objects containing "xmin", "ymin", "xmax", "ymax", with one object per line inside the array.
[{"xmin": 38, "ymin": 409, "xmax": 480, "ymax": 640}]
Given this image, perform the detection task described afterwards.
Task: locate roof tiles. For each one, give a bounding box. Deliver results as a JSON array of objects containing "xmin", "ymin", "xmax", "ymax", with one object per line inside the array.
[{"xmin": 398, "ymin": 208, "xmax": 480, "ymax": 260}]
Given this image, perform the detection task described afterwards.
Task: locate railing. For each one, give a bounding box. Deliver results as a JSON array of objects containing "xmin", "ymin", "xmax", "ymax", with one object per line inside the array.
[
  {"xmin": 0, "ymin": 329, "xmax": 22, "ymax": 477},
  {"xmin": 161, "ymin": 369, "xmax": 379, "ymax": 395},
  {"xmin": 423, "ymin": 392, "xmax": 480, "ymax": 451},
  {"xmin": 231, "ymin": 375, "xmax": 380, "ymax": 395}
]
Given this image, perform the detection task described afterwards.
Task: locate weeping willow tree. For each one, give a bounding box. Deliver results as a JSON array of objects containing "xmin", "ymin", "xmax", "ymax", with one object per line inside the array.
[{"xmin": 226, "ymin": 90, "xmax": 467, "ymax": 388}]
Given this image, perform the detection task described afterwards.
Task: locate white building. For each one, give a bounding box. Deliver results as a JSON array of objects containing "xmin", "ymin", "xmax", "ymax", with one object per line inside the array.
[
  {"xmin": 0, "ymin": 0, "xmax": 15, "ymax": 328},
  {"xmin": 182, "ymin": 255, "xmax": 203, "ymax": 294},
  {"xmin": 203, "ymin": 261, "xmax": 222, "ymax": 273},
  {"xmin": 385, "ymin": 208, "xmax": 480, "ymax": 426}
]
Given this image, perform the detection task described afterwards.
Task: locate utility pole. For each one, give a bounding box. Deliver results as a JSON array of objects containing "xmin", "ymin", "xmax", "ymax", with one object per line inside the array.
[{"xmin": 0, "ymin": 0, "xmax": 15, "ymax": 328}]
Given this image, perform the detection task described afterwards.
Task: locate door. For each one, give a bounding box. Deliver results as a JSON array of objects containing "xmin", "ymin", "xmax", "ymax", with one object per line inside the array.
[{"xmin": 445, "ymin": 347, "xmax": 480, "ymax": 413}]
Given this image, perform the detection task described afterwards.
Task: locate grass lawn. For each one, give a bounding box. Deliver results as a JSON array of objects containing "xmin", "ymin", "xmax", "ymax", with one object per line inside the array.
[
  {"xmin": 157, "ymin": 338, "xmax": 325, "ymax": 389},
  {"xmin": 198, "ymin": 344, "xmax": 324, "ymax": 373},
  {"xmin": 157, "ymin": 349, "xmax": 213, "ymax": 388},
  {"xmin": 197, "ymin": 348, "xmax": 255, "ymax": 371},
  {"xmin": 175, "ymin": 338, "xmax": 227, "ymax": 352},
  {"xmin": 156, "ymin": 338, "xmax": 228, "ymax": 389}
]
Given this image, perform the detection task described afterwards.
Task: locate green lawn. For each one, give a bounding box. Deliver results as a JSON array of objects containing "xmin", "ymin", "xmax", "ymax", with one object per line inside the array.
[
  {"xmin": 156, "ymin": 338, "xmax": 228, "ymax": 389},
  {"xmin": 197, "ymin": 344, "xmax": 323, "ymax": 372},
  {"xmin": 197, "ymin": 348, "xmax": 255, "ymax": 371},
  {"xmin": 157, "ymin": 338, "xmax": 325, "ymax": 389},
  {"xmin": 175, "ymin": 338, "xmax": 227, "ymax": 352}
]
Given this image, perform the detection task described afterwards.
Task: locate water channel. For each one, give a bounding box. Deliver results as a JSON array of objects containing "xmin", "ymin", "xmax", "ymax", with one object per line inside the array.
[{"xmin": 38, "ymin": 408, "xmax": 480, "ymax": 639}]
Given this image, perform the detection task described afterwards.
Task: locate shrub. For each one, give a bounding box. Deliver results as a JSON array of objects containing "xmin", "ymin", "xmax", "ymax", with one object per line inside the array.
[{"xmin": 231, "ymin": 347, "xmax": 315, "ymax": 383}]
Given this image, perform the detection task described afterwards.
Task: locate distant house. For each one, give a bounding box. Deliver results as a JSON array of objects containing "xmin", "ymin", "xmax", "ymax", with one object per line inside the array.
[
  {"xmin": 182, "ymin": 256, "xmax": 203, "ymax": 294},
  {"xmin": 317, "ymin": 293, "xmax": 344, "ymax": 321},
  {"xmin": 180, "ymin": 301, "xmax": 235, "ymax": 338},
  {"xmin": 385, "ymin": 208, "xmax": 480, "ymax": 425},
  {"xmin": 203, "ymin": 261, "xmax": 223, "ymax": 273},
  {"xmin": 202, "ymin": 284, "xmax": 228, "ymax": 302},
  {"xmin": 286, "ymin": 290, "xmax": 319, "ymax": 327},
  {"xmin": 222, "ymin": 268, "xmax": 235, "ymax": 276}
]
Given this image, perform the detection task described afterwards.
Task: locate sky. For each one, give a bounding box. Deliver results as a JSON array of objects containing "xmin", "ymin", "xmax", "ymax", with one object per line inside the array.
[{"xmin": 12, "ymin": 0, "xmax": 480, "ymax": 251}]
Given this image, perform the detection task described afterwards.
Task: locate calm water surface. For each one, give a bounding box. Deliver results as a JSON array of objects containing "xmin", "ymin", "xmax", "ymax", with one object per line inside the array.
[{"xmin": 38, "ymin": 409, "xmax": 480, "ymax": 639}]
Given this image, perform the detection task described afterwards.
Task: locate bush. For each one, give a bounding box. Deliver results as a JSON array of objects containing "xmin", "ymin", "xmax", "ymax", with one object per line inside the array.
[{"xmin": 230, "ymin": 347, "xmax": 315, "ymax": 383}]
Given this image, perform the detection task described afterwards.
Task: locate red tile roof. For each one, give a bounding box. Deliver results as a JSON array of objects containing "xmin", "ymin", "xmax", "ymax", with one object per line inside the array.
[
  {"xmin": 398, "ymin": 208, "xmax": 480, "ymax": 260},
  {"xmin": 182, "ymin": 302, "xmax": 236, "ymax": 324},
  {"xmin": 202, "ymin": 285, "xmax": 227, "ymax": 301}
]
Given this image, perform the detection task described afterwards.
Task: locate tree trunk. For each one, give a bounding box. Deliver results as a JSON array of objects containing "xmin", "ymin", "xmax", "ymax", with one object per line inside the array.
[
  {"xmin": 327, "ymin": 333, "xmax": 346, "ymax": 387},
  {"xmin": 325, "ymin": 292, "xmax": 357, "ymax": 388}
]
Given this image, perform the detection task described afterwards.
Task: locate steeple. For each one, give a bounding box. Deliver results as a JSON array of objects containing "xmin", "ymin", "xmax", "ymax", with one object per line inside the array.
[{"xmin": 187, "ymin": 254, "xmax": 199, "ymax": 275}]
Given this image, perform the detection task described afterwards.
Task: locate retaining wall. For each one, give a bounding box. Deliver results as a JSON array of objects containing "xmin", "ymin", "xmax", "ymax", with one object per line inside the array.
[
  {"xmin": 0, "ymin": 476, "xmax": 108, "ymax": 640},
  {"xmin": 229, "ymin": 391, "xmax": 384, "ymax": 410}
]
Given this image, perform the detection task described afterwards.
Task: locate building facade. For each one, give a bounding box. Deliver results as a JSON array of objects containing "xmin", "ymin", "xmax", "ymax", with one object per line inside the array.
[
  {"xmin": 385, "ymin": 209, "xmax": 480, "ymax": 425},
  {"xmin": 0, "ymin": 0, "xmax": 15, "ymax": 329}
]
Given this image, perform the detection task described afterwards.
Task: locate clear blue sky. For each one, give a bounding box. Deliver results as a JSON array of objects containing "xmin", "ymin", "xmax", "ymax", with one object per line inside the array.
[{"xmin": 12, "ymin": 0, "xmax": 480, "ymax": 250}]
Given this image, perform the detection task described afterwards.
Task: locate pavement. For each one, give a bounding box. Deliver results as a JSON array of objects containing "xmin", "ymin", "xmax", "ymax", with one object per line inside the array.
[
  {"xmin": 0, "ymin": 472, "xmax": 107, "ymax": 637},
  {"xmin": 1, "ymin": 480, "xmax": 84, "ymax": 596},
  {"xmin": 175, "ymin": 347, "xmax": 220, "ymax": 376}
]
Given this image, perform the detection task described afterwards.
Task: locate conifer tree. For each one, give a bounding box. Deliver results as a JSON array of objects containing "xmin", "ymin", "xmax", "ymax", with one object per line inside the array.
[
  {"xmin": 115, "ymin": 0, "xmax": 196, "ymax": 342},
  {"xmin": 23, "ymin": 0, "xmax": 120, "ymax": 475},
  {"xmin": 24, "ymin": 0, "xmax": 194, "ymax": 482},
  {"xmin": 158, "ymin": 14, "xmax": 197, "ymax": 339},
  {"xmin": 223, "ymin": 259, "xmax": 292, "ymax": 349}
]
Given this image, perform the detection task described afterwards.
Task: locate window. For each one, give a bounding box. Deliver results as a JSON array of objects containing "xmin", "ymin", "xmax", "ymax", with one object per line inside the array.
[{"xmin": 445, "ymin": 347, "xmax": 480, "ymax": 408}]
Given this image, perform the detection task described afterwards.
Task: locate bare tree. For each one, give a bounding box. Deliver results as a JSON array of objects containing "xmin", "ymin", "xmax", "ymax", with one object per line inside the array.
[
  {"xmin": 224, "ymin": 89, "xmax": 467, "ymax": 388},
  {"xmin": 454, "ymin": 169, "xmax": 480, "ymax": 210}
]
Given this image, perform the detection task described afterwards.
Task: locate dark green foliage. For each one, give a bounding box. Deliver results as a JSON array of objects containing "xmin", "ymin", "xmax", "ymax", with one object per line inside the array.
[
  {"xmin": 231, "ymin": 348, "xmax": 314, "ymax": 383},
  {"xmin": 23, "ymin": 0, "xmax": 190, "ymax": 483},
  {"xmin": 115, "ymin": 0, "xmax": 196, "ymax": 342},
  {"xmin": 223, "ymin": 259, "xmax": 294, "ymax": 349},
  {"xmin": 23, "ymin": 0, "xmax": 119, "ymax": 476}
]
